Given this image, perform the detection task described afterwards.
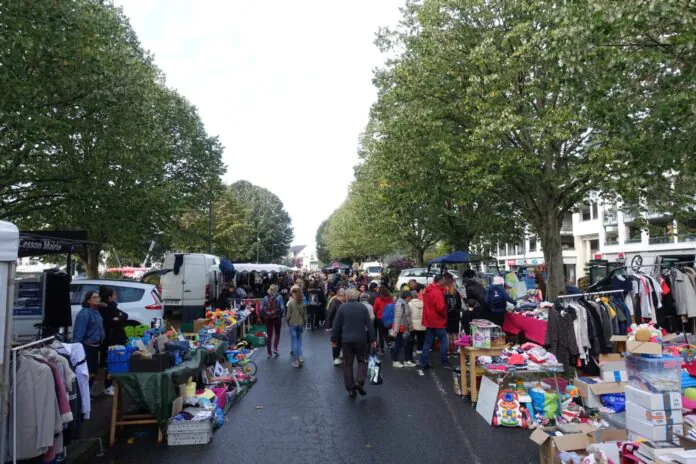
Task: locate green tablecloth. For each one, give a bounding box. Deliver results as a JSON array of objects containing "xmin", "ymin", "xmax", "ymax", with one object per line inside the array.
[{"xmin": 112, "ymin": 343, "xmax": 227, "ymax": 430}]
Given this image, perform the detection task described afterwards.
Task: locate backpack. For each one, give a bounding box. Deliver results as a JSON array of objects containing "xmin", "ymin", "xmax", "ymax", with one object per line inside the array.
[
  {"xmin": 264, "ymin": 295, "xmax": 280, "ymax": 318},
  {"xmin": 488, "ymin": 287, "xmax": 506, "ymax": 312},
  {"xmin": 381, "ymin": 303, "xmax": 395, "ymax": 329}
]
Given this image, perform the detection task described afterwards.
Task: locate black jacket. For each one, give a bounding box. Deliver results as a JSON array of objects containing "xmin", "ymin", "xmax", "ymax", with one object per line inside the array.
[
  {"xmin": 331, "ymin": 302, "xmax": 376, "ymax": 344},
  {"xmin": 462, "ymin": 278, "xmax": 487, "ymax": 305},
  {"xmin": 99, "ymin": 302, "xmax": 128, "ymax": 347}
]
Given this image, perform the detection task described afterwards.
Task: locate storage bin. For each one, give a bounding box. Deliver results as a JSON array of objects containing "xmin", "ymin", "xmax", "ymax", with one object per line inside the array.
[
  {"xmin": 107, "ymin": 360, "xmax": 130, "ymax": 374},
  {"xmin": 246, "ymin": 334, "xmax": 266, "ymax": 347},
  {"xmin": 107, "ymin": 348, "xmax": 130, "ymax": 363},
  {"xmin": 470, "ymin": 320, "xmax": 504, "ymax": 349},
  {"xmin": 167, "ymin": 418, "xmax": 213, "ymax": 446},
  {"xmin": 625, "ymin": 354, "xmax": 682, "ymax": 393}
]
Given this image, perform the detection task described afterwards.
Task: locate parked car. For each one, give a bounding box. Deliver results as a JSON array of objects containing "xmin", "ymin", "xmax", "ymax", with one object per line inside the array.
[
  {"xmin": 70, "ymin": 279, "xmax": 163, "ymax": 328},
  {"xmin": 395, "ymin": 268, "xmax": 461, "ymax": 290}
]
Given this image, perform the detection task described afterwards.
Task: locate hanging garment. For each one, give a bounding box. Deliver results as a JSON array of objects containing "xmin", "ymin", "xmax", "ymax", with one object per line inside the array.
[
  {"xmin": 55, "ymin": 342, "xmax": 90, "ymax": 419},
  {"xmin": 10, "ymin": 354, "xmax": 62, "ymax": 460},
  {"xmin": 671, "ymin": 269, "xmax": 696, "ymax": 318},
  {"xmin": 545, "ymin": 305, "xmax": 579, "ymax": 371},
  {"xmin": 582, "ymin": 301, "xmax": 611, "ymax": 354},
  {"xmin": 568, "ymin": 302, "xmax": 590, "ymax": 360}
]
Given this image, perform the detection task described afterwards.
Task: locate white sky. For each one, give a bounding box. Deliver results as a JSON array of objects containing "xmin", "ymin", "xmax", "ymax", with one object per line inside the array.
[{"xmin": 113, "ymin": 0, "xmax": 404, "ymax": 253}]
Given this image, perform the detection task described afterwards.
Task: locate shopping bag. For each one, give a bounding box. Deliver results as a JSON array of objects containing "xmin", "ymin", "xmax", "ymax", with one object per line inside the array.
[{"xmin": 368, "ymin": 355, "xmax": 383, "ymax": 385}]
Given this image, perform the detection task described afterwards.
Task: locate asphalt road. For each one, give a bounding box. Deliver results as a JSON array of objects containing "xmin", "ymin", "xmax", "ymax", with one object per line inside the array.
[{"xmin": 106, "ymin": 325, "xmax": 540, "ymax": 464}]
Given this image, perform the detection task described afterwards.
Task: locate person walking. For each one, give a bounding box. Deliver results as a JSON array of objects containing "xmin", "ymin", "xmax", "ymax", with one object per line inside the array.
[
  {"xmin": 372, "ymin": 286, "xmax": 394, "ymax": 355},
  {"xmin": 409, "ymin": 286, "xmax": 427, "ymax": 354},
  {"xmin": 306, "ymin": 278, "xmax": 326, "ymax": 330},
  {"xmin": 73, "ymin": 291, "xmax": 105, "ymax": 387},
  {"xmin": 418, "ymin": 274, "xmax": 450, "ymax": 374},
  {"xmin": 261, "ymin": 284, "xmax": 285, "ymax": 358},
  {"xmin": 359, "ymin": 293, "xmax": 375, "ymax": 322},
  {"xmin": 286, "ymin": 285, "xmax": 307, "ymax": 368},
  {"xmin": 328, "ymin": 288, "xmax": 347, "ymax": 366},
  {"xmin": 391, "ymin": 291, "xmax": 416, "ymax": 368},
  {"xmin": 331, "ymin": 289, "xmax": 376, "ymax": 398},
  {"xmin": 98, "ymin": 286, "xmax": 128, "ymax": 396}
]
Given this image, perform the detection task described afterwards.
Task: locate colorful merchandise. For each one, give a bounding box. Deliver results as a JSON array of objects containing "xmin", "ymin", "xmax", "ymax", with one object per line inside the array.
[{"xmin": 492, "ymin": 390, "xmax": 529, "ymax": 428}]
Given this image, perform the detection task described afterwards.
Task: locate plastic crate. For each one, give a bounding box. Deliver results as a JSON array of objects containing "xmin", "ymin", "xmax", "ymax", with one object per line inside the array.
[
  {"xmin": 107, "ymin": 348, "xmax": 129, "ymax": 363},
  {"xmin": 107, "ymin": 360, "xmax": 129, "ymax": 374},
  {"xmin": 167, "ymin": 419, "xmax": 213, "ymax": 446},
  {"xmin": 625, "ymin": 354, "xmax": 682, "ymax": 393}
]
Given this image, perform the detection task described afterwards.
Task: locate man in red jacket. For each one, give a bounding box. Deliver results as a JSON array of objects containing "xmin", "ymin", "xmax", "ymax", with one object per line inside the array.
[{"xmin": 418, "ymin": 273, "xmax": 452, "ymax": 373}]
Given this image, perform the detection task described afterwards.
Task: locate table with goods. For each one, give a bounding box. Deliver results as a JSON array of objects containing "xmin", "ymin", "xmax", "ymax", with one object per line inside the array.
[{"xmin": 108, "ymin": 304, "xmax": 266, "ymax": 447}]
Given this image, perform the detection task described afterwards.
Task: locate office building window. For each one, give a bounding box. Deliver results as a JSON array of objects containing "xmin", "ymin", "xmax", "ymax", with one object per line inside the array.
[
  {"xmin": 529, "ymin": 237, "xmax": 537, "ymax": 252},
  {"xmin": 581, "ymin": 204, "xmax": 592, "ymax": 221},
  {"xmin": 561, "ymin": 235, "xmax": 575, "ymax": 250}
]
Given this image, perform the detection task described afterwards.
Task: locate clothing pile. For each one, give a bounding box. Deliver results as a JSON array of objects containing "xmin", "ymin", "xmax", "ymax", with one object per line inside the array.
[
  {"xmin": 477, "ymin": 342, "xmax": 563, "ymax": 373},
  {"xmin": 10, "ymin": 341, "xmax": 91, "ymax": 462}
]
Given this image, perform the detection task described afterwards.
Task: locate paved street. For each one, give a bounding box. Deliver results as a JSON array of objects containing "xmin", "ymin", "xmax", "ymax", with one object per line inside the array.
[{"xmin": 106, "ymin": 326, "xmax": 539, "ymax": 464}]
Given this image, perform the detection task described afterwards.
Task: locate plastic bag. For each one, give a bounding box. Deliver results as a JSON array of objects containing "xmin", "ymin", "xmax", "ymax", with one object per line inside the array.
[
  {"xmin": 601, "ymin": 393, "xmax": 625, "ymax": 413},
  {"xmin": 368, "ymin": 355, "xmax": 383, "ymax": 385}
]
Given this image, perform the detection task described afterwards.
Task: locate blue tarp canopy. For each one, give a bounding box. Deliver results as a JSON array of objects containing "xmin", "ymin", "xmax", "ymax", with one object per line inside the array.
[{"xmin": 428, "ymin": 251, "xmax": 472, "ymax": 265}]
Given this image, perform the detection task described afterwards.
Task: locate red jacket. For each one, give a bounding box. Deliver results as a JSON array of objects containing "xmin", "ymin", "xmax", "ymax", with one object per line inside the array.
[
  {"xmin": 422, "ymin": 283, "xmax": 447, "ymax": 329},
  {"xmin": 373, "ymin": 295, "xmax": 394, "ymax": 320}
]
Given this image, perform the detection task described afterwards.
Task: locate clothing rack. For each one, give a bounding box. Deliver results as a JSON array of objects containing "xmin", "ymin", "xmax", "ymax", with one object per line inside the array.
[
  {"xmin": 10, "ymin": 336, "xmax": 55, "ymax": 464},
  {"xmin": 556, "ymin": 289, "xmax": 626, "ymax": 300}
]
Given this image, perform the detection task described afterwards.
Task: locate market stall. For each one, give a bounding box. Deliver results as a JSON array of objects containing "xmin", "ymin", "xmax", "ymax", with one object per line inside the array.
[{"xmin": 107, "ymin": 306, "xmax": 260, "ymax": 447}]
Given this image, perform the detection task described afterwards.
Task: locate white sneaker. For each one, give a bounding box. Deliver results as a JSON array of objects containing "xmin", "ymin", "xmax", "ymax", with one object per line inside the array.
[
  {"xmin": 417, "ymin": 369, "xmax": 425, "ymax": 376},
  {"xmin": 416, "ymin": 350, "xmax": 423, "ymax": 355},
  {"xmin": 392, "ymin": 361, "xmax": 404, "ymax": 368},
  {"xmin": 104, "ymin": 386, "xmax": 115, "ymax": 397},
  {"xmin": 333, "ymin": 358, "xmax": 342, "ymax": 366},
  {"xmin": 404, "ymin": 361, "xmax": 417, "ymax": 368}
]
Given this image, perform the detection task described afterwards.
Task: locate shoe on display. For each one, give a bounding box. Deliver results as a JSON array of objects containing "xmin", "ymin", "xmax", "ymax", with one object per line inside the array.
[
  {"xmin": 392, "ymin": 361, "xmax": 404, "ymax": 368},
  {"xmin": 333, "ymin": 358, "xmax": 343, "ymax": 366},
  {"xmin": 403, "ymin": 361, "xmax": 417, "ymax": 368},
  {"xmin": 104, "ymin": 386, "xmax": 115, "ymax": 396}
]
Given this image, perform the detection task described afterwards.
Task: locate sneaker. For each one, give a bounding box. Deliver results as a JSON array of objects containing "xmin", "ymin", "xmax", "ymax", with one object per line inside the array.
[
  {"xmin": 267, "ymin": 353, "xmax": 273, "ymax": 359},
  {"xmin": 299, "ymin": 356, "xmax": 304, "ymax": 365},
  {"xmin": 292, "ymin": 360, "xmax": 300, "ymax": 368},
  {"xmin": 392, "ymin": 361, "xmax": 404, "ymax": 368},
  {"xmin": 333, "ymin": 358, "xmax": 342, "ymax": 366},
  {"xmin": 354, "ymin": 383, "xmax": 367, "ymax": 396},
  {"xmin": 416, "ymin": 350, "xmax": 423, "ymax": 355},
  {"xmin": 417, "ymin": 369, "xmax": 425, "ymax": 376},
  {"xmin": 403, "ymin": 361, "xmax": 417, "ymax": 368},
  {"xmin": 273, "ymin": 351, "xmax": 280, "ymax": 358},
  {"xmin": 104, "ymin": 386, "xmax": 115, "ymax": 397}
]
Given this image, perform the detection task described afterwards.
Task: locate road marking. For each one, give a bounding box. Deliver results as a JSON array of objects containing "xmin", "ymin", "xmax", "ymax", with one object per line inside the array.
[{"xmin": 429, "ymin": 370, "xmax": 482, "ymax": 464}]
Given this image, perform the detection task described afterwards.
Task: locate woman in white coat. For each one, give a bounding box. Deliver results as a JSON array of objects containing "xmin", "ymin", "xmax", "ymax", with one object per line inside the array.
[{"xmin": 409, "ymin": 286, "xmax": 426, "ymax": 354}]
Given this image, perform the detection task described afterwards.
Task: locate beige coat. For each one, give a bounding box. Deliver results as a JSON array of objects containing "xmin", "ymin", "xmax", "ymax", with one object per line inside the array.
[
  {"xmin": 286, "ymin": 299, "xmax": 307, "ymax": 326},
  {"xmin": 409, "ymin": 298, "xmax": 425, "ymax": 331}
]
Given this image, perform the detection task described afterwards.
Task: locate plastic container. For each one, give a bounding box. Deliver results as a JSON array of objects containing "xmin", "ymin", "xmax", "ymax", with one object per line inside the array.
[
  {"xmin": 107, "ymin": 348, "xmax": 130, "ymax": 363},
  {"xmin": 625, "ymin": 354, "xmax": 682, "ymax": 393},
  {"xmin": 167, "ymin": 419, "xmax": 213, "ymax": 446},
  {"xmin": 107, "ymin": 360, "xmax": 130, "ymax": 374},
  {"xmin": 470, "ymin": 320, "xmax": 504, "ymax": 349}
]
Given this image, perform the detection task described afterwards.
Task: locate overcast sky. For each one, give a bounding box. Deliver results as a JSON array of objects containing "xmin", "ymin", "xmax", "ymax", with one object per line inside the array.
[{"xmin": 113, "ymin": 0, "xmax": 404, "ymax": 253}]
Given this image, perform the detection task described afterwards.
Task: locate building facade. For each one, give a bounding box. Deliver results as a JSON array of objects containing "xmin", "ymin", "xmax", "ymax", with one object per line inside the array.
[{"xmin": 495, "ymin": 203, "xmax": 696, "ymax": 285}]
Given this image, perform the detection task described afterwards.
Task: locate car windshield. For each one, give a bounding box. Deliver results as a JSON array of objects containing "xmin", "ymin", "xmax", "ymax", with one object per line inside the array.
[{"xmin": 367, "ymin": 267, "xmax": 382, "ymax": 273}]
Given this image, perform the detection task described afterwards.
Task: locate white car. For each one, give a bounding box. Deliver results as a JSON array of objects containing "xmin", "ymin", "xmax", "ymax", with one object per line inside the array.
[
  {"xmin": 70, "ymin": 279, "xmax": 163, "ymax": 328},
  {"xmin": 395, "ymin": 268, "xmax": 461, "ymax": 290}
]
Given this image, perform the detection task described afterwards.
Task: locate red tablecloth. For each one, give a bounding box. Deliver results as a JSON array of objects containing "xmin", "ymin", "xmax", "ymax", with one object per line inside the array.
[{"xmin": 502, "ymin": 312, "xmax": 547, "ymax": 346}]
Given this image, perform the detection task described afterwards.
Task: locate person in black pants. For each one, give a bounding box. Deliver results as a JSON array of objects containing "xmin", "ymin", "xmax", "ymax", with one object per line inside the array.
[
  {"xmin": 306, "ymin": 279, "xmax": 326, "ymax": 330},
  {"xmin": 98, "ymin": 286, "xmax": 128, "ymax": 396}
]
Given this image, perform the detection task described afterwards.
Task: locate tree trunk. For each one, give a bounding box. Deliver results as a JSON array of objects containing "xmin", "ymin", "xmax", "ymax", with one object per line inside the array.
[
  {"xmin": 414, "ymin": 247, "xmax": 425, "ymax": 267},
  {"xmin": 540, "ymin": 212, "xmax": 565, "ymax": 300},
  {"xmin": 86, "ymin": 246, "xmax": 101, "ymax": 278}
]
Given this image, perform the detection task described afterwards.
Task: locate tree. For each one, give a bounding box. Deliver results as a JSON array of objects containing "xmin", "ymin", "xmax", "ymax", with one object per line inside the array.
[
  {"xmin": 315, "ymin": 219, "xmax": 331, "ymax": 265},
  {"xmin": 372, "ymin": 0, "xmax": 696, "ymax": 298},
  {"xmin": 1, "ymin": 0, "xmax": 225, "ymax": 276}
]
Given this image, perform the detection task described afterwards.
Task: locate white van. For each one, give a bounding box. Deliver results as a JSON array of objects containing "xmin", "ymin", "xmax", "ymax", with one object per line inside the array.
[
  {"xmin": 160, "ymin": 253, "xmax": 222, "ymax": 322},
  {"xmin": 362, "ymin": 261, "xmax": 383, "ymax": 280}
]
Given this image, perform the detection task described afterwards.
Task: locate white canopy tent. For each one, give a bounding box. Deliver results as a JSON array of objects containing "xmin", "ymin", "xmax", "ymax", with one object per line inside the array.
[
  {"xmin": 0, "ymin": 221, "xmax": 19, "ymax": 461},
  {"xmin": 233, "ymin": 263, "xmax": 291, "ymax": 273}
]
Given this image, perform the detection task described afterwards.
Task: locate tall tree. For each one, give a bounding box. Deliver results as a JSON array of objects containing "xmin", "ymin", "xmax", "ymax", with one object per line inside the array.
[
  {"xmin": 315, "ymin": 219, "xmax": 331, "ymax": 265},
  {"xmin": 372, "ymin": 0, "xmax": 696, "ymax": 298}
]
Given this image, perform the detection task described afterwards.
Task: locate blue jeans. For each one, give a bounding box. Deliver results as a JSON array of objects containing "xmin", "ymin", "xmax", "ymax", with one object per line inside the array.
[
  {"xmin": 419, "ymin": 328, "xmax": 448, "ymax": 367},
  {"xmin": 289, "ymin": 325, "xmax": 304, "ymax": 361},
  {"xmin": 392, "ymin": 332, "xmax": 414, "ymax": 362}
]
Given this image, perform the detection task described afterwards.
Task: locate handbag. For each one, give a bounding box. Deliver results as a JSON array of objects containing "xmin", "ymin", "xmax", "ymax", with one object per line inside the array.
[{"xmin": 368, "ymin": 355, "xmax": 383, "ymax": 385}]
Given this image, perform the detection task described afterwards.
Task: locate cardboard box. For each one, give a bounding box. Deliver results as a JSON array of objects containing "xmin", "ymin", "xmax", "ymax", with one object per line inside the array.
[
  {"xmin": 599, "ymin": 354, "xmax": 627, "ymax": 382},
  {"xmin": 575, "ymin": 377, "xmax": 625, "ymax": 409},
  {"xmin": 627, "ymin": 415, "xmax": 683, "ymax": 442},
  {"xmin": 625, "ymin": 385, "xmax": 682, "ymax": 411},
  {"xmin": 626, "ymin": 400, "xmax": 683, "ymax": 426},
  {"xmin": 627, "ymin": 334, "xmax": 678, "ymax": 355},
  {"xmin": 530, "ymin": 424, "xmax": 595, "ymax": 464}
]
